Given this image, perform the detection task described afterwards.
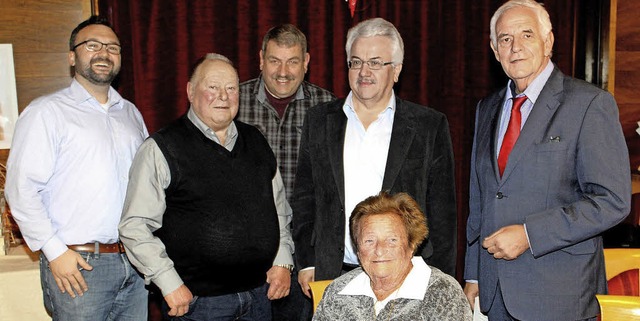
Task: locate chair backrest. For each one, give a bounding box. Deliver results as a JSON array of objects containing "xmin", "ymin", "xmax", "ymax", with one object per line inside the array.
[
  {"xmin": 603, "ymin": 248, "xmax": 640, "ymax": 296},
  {"xmin": 309, "ymin": 280, "xmax": 333, "ymax": 313},
  {"xmin": 604, "ymin": 248, "xmax": 640, "ymax": 280},
  {"xmin": 596, "ymin": 294, "xmax": 640, "ymax": 321}
]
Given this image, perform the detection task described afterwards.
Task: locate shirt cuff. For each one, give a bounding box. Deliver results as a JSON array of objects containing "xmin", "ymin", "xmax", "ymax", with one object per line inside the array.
[
  {"xmin": 273, "ymin": 246, "xmax": 294, "ymax": 267},
  {"xmin": 153, "ymin": 268, "xmax": 184, "ymax": 297},
  {"xmin": 41, "ymin": 236, "xmax": 69, "ymax": 261},
  {"xmin": 523, "ymin": 223, "xmax": 534, "ymax": 255}
]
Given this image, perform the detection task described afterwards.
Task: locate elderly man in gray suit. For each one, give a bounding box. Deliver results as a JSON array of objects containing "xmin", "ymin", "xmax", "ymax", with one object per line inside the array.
[{"xmin": 464, "ymin": 1, "xmax": 631, "ymax": 320}]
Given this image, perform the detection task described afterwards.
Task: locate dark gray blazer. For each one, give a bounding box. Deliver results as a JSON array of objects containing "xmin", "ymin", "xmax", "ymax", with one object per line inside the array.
[
  {"xmin": 292, "ymin": 97, "xmax": 457, "ymax": 280},
  {"xmin": 464, "ymin": 67, "xmax": 631, "ymax": 320}
]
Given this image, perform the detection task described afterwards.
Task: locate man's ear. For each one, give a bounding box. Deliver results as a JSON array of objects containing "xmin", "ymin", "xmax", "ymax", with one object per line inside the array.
[
  {"xmin": 68, "ymin": 51, "xmax": 76, "ymax": 67},
  {"xmin": 186, "ymin": 82, "xmax": 194, "ymax": 103},
  {"xmin": 303, "ymin": 52, "xmax": 310, "ymax": 74},
  {"xmin": 544, "ymin": 32, "xmax": 555, "ymax": 57},
  {"xmin": 490, "ymin": 41, "xmax": 500, "ymax": 61},
  {"xmin": 259, "ymin": 50, "xmax": 265, "ymax": 71},
  {"xmin": 393, "ymin": 64, "xmax": 403, "ymax": 83}
]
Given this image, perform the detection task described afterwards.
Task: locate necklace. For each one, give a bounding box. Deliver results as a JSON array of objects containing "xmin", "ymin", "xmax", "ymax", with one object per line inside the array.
[{"xmin": 373, "ymin": 287, "xmax": 400, "ymax": 321}]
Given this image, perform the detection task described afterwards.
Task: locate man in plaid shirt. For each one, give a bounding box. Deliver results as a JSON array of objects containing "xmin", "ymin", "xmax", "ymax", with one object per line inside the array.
[
  {"xmin": 238, "ymin": 24, "xmax": 335, "ymax": 202},
  {"xmin": 237, "ymin": 24, "xmax": 335, "ymax": 321}
]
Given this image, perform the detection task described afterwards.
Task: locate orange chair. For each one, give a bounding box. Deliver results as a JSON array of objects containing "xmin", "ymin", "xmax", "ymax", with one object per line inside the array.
[
  {"xmin": 309, "ymin": 280, "xmax": 333, "ymax": 313},
  {"xmin": 597, "ymin": 248, "xmax": 640, "ymax": 320},
  {"xmin": 604, "ymin": 248, "xmax": 640, "ymax": 295},
  {"xmin": 596, "ymin": 294, "xmax": 640, "ymax": 320}
]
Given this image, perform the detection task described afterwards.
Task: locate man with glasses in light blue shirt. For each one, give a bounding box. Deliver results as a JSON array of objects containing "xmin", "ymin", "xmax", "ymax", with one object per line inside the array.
[{"xmin": 5, "ymin": 16, "xmax": 148, "ymax": 321}]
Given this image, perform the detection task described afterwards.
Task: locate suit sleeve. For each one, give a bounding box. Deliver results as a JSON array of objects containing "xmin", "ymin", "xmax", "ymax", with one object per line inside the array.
[
  {"xmin": 464, "ymin": 102, "xmax": 483, "ymax": 281},
  {"xmin": 525, "ymin": 90, "xmax": 631, "ymax": 257},
  {"xmin": 291, "ymin": 112, "xmax": 317, "ymax": 270},
  {"xmin": 425, "ymin": 114, "xmax": 458, "ymax": 276}
]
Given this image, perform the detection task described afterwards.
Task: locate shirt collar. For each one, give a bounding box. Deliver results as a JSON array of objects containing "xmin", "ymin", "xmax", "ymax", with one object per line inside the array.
[
  {"xmin": 69, "ymin": 78, "xmax": 123, "ymax": 110},
  {"xmin": 339, "ymin": 257, "xmax": 430, "ymax": 301},
  {"xmin": 342, "ymin": 90, "xmax": 396, "ymax": 117},
  {"xmin": 187, "ymin": 107, "xmax": 238, "ymax": 147},
  {"xmin": 505, "ymin": 60, "xmax": 554, "ymax": 103}
]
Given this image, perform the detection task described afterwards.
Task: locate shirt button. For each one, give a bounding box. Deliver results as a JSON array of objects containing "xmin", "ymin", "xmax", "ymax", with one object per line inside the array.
[{"xmin": 496, "ymin": 192, "xmax": 504, "ymax": 199}]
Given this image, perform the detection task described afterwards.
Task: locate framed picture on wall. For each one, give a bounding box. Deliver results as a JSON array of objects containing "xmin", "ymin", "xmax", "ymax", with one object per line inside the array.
[{"xmin": 0, "ymin": 44, "xmax": 19, "ymax": 149}]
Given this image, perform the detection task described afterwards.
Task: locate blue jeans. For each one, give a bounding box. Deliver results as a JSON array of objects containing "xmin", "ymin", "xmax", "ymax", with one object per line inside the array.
[
  {"xmin": 40, "ymin": 252, "xmax": 147, "ymax": 321},
  {"xmin": 163, "ymin": 283, "xmax": 271, "ymax": 321}
]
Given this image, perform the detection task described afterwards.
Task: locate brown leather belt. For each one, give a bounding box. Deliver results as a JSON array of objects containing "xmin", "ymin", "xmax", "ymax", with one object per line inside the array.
[{"xmin": 67, "ymin": 242, "xmax": 126, "ymax": 254}]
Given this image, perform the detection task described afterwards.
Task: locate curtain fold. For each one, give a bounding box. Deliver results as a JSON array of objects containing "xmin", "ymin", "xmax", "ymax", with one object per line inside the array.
[{"xmin": 99, "ymin": 0, "xmax": 580, "ymax": 280}]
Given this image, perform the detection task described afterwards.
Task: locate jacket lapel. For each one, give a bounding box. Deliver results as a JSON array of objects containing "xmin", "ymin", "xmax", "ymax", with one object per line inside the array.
[
  {"xmin": 382, "ymin": 98, "xmax": 416, "ymax": 190},
  {"xmin": 326, "ymin": 103, "xmax": 348, "ymax": 205},
  {"xmin": 487, "ymin": 90, "xmax": 507, "ymax": 182}
]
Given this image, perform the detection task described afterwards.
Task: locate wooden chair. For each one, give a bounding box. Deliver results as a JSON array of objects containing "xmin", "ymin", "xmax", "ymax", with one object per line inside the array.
[{"xmin": 309, "ymin": 280, "xmax": 333, "ymax": 313}]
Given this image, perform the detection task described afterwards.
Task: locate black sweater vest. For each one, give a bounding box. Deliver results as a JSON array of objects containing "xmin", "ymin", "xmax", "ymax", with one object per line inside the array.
[{"xmin": 152, "ymin": 116, "xmax": 279, "ymax": 296}]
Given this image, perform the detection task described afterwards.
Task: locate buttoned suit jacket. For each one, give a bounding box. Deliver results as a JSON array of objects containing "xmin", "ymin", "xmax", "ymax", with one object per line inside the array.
[
  {"xmin": 464, "ymin": 67, "xmax": 631, "ymax": 320},
  {"xmin": 292, "ymin": 97, "xmax": 457, "ymax": 280}
]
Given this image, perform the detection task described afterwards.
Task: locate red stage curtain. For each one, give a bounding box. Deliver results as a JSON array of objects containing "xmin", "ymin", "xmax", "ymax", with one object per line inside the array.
[{"xmin": 99, "ymin": 0, "xmax": 581, "ymax": 281}]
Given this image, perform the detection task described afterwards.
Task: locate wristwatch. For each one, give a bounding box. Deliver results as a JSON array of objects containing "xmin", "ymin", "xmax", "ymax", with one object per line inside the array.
[{"xmin": 275, "ymin": 264, "xmax": 294, "ymax": 273}]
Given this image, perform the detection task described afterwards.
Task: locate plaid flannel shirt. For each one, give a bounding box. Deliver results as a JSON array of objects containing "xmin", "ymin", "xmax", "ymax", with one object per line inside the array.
[{"xmin": 238, "ymin": 75, "xmax": 336, "ymax": 201}]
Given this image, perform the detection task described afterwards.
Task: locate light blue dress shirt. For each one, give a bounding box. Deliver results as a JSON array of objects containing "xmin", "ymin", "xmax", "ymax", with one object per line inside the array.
[
  {"xmin": 5, "ymin": 79, "xmax": 148, "ymax": 261},
  {"xmin": 496, "ymin": 61, "xmax": 555, "ymax": 156}
]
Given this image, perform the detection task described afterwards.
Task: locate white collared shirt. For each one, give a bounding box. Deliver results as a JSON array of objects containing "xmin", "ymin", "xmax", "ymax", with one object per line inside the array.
[
  {"xmin": 342, "ymin": 91, "xmax": 395, "ymax": 264},
  {"xmin": 339, "ymin": 257, "xmax": 431, "ymax": 315}
]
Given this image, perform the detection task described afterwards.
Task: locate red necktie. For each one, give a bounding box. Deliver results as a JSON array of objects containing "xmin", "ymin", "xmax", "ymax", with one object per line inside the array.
[{"xmin": 498, "ymin": 95, "xmax": 527, "ymax": 176}]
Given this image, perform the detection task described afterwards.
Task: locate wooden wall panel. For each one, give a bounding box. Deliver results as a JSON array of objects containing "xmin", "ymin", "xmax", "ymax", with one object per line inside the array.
[
  {"xmin": 614, "ymin": 0, "xmax": 640, "ymax": 171},
  {"xmin": 0, "ymin": 0, "xmax": 92, "ymax": 112}
]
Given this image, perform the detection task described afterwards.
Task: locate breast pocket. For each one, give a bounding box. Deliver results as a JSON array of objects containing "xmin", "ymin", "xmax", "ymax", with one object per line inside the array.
[{"xmin": 534, "ymin": 138, "xmax": 570, "ymax": 165}]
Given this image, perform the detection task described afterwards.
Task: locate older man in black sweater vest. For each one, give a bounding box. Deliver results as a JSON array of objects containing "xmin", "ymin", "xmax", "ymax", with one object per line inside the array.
[{"xmin": 119, "ymin": 53, "xmax": 294, "ymax": 320}]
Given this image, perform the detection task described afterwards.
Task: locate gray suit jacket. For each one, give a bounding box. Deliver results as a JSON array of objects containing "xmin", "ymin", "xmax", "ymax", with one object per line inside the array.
[
  {"xmin": 464, "ymin": 67, "xmax": 631, "ymax": 320},
  {"xmin": 292, "ymin": 97, "xmax": 457, "ymax": 279}
]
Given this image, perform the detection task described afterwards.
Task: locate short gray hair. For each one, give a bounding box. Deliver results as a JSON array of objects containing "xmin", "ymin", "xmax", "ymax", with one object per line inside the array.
[
  {"xmin": 490, "ymin": 0, "xmax": 552, "ymax": 48},
  {"xmin": 345, "ymin": 17, "xmax": 404, "ymax": 65},
  {"xmin": 189, "ymin": 53, "xmax": 237, "ymax": 84}
]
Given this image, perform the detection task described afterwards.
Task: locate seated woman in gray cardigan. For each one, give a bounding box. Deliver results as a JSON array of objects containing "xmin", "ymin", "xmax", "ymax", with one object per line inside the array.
[{"xmin": 313, "ymin": 192, "xmax": 471, "ymax": 321}]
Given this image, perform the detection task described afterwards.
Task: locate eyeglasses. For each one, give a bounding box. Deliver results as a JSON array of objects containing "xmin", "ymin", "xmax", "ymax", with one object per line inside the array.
[
  {"xmin": 347, "ymin": 58, "xmax": 393, "ymax": 70},
  {"xmin": 73, "ymin": 40, "xmax": 122, "ymax": 55}
]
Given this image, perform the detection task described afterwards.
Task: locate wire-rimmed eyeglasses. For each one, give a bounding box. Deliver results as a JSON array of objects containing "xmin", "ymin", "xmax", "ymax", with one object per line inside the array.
[
  {"xmin": 347, "ymin": 58, "xmax": 393, "ymax": 70},
  {"xmin": 73, "ymin": 40, "xmax": 122, "ymax": 55}
]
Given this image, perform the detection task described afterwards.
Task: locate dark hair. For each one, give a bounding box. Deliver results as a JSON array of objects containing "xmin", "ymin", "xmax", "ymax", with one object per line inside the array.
[
  {"xmin": 261, "ymin": 24, "xmax": 307, "ymax": 53},
  {"xmin": 350, "ymin": 191, "xmax": 428, "ymax": 254},
  {"xmin": 69, "ymin": 16, "xmax": 115, "ymax": 51}
]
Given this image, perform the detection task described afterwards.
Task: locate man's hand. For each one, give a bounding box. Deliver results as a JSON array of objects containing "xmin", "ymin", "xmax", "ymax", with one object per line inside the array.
[
  {"xmin": 298, "ymin": 268, "xmax": 315, "ymax": 298},
  {"xmin": 164, "ymin": 285, "xmax": 193, "ymax": 317},
  {"xmin": 49, "ymin": 249, "xmax": 93, "ymax": 298},
  {"xmin": 266, "ymin": 266, "xmax": 291, "ymax": 300},
  {"xmin": 463, "ymin": 282, "xmax": 479, "ymax": 310},
  {"xmin": 483, "ymin": 224, "xmax": 530, "ymax": 260}
]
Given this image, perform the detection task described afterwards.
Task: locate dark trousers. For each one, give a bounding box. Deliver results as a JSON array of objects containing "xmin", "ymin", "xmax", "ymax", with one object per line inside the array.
[{"xmin": 271, "ymin": 270, "xmax": 312, "ymax": 321}]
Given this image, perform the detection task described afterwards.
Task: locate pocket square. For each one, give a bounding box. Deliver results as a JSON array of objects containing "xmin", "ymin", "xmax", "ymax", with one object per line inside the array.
[{"xmin": 549, "ymin": 136, "xmax": 561, "ymax": 142}]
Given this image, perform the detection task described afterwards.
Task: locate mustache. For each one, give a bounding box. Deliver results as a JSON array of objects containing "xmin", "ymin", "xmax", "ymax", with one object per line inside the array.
[
  {"xmin": 274, "ymin": 75, "xmax": 295, "ymax": 81},
  {"xmin": 357, "ymin": 77, "xmax": 375, "ymax": 84}
]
